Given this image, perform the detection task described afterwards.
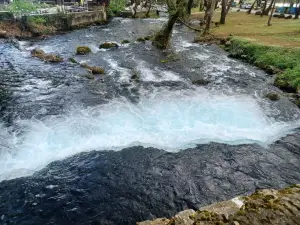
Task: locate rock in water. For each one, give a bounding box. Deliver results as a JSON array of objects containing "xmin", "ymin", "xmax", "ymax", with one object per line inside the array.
[{"xmin": 99, "ymin": 42, "xmax": 119, "ymax": 49}]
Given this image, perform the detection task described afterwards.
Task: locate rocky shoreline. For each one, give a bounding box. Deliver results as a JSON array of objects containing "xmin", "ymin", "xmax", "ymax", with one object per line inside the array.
[{"xmin": 138, "ymin": 184, "xmax": 300, "ymax": 225}]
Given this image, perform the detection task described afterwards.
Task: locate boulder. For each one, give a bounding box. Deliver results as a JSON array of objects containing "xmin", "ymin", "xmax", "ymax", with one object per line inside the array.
[
  {"xmin": 81, "ymin": 63, "xmax": 105, "ymax": 74},
  {"xmin": 136, "ymin": 37, "xmax": 146, "ymax": 42},
  {"xmin": 192, "ymin": 79, "xmax": 210, "ymax": 86},
  {"xmin": 99, "ymin": 42, "xmax": 119, "ymax": 49},
  {"xmin": 265, "ymin": 92, "xmax": 280, "ymax": 101},
  {"xmin": 76, "ymin": 46, "xmax": 91, "ymax": 55},
  {"xmin": 0, "ymin": 30, "xmax": 7, "ymax": 38},
  {"xmin": 121, "ymin": 40, "xmax": 130, "ymax": 44},
  {"xmin": 31, "ymin": 48, "xmax": 63, "ymax": 63}
]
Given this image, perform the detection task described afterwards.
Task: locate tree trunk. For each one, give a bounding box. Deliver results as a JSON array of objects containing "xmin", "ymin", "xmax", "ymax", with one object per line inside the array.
[
  {"xmin": 267, "ymin": 0, "xmax": 276, "ymax": 25},
  {"xmin": 261, "ymin": 0, "xmax": 268, "ymax": 16},
  {"xmin": 247, "ymin": 0, "xmax": 257, "ymax": 14},
  {"xmin": 204, "ymin": 0, "xmax": 209, "ymax": 19},
  {"xmin": 295, "ymin": 0, "xmax": 300, "ymax": 18},
  {"xmin": 199, "ymin": 0, "xmax": 205, "ymax": 11},
  {"xmin": 226, "ymin": 0, "xmax": 234, "ymax": 14},
  {"xmin": 153, "ymin": 13, "xmax": 179, "ymax": 49},
  {"xmin": 264, "ymin": 0, "xmax": 275, "ymax": 15},
  {"xmin": 187, "ymin": 0, "xmax": 193, "ymax": 14},
  {"xmin": 295, "ymin": 4, "xmax": 300, "ymax": 18},
  {"xmin": 204, "ymin": 0, "xmax": 216, "ymax": 34},
  {"xmin": 145, "ymin": 0, "xmax": 152, "ymax": 17},
  {"xmin": 214, "ymin": 0, "xmax": 219, "ymax": 9},
  {"xmin": 220, "ymin": 0, "xmax": 227, "ymax": 24}
]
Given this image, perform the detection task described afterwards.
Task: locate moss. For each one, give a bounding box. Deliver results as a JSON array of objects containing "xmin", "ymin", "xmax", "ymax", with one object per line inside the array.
[
  {"xmin": 136, "ymin": 37, "xmax": 146, "ymax": 42},
  {"xmin": 76, "ymin": 46, "xmax": 91, "ymax": 55},
  {"xmin": 121, "ymin": 40, "xmax": 130, "ymax": 44},
  {"xmin": 265, "ymin": 93, "xmax": 280, "ymax": 101},
  {"xmin": 144, "ymin": 35, "xmax": 153, "ymax": 41},
  {"xmin": 31, "ymin": 48, "xmax": 63, "ymax": 63},
  {"xmin": 99, "ymin": 42, "xmax": 119, "ymax": 49},
  {"xmin": 227, "ymin": 38, "xmax": 300, "ymax": 93},
  {"xmin": 69, "ymin": 57, "xmax": 78, "ymax": 64},
  {"xmin": 81, "ymin": 63, "xmax": 105, "ymax": 74}
]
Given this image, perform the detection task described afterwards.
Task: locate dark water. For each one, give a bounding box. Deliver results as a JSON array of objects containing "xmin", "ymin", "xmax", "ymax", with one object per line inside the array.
[{"xmin": 0, "ymin": 17, "xmax": 300, "ymax": 225}]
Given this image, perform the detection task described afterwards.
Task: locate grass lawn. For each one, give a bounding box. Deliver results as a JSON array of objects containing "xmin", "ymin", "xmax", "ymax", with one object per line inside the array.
[{"xmin": 191, "ymin": 11, "xmax": 300, "ymax": 47}]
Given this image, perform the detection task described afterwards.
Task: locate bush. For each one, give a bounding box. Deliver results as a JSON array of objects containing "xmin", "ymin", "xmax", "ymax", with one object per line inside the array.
[{"xmin": 228, "ymin": 38, "xmax": 300, "ymax": 93}]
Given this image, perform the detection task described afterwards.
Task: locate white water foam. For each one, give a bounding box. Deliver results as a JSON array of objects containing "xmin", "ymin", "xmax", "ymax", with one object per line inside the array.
[{"xmin": 0, "ymin": 89, "xmax": 299, "ymax": 181}]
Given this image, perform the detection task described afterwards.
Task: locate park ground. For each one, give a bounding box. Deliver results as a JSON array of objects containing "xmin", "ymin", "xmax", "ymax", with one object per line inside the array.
[{"xmin": 191, "ymin": 11, "xmax": 300, "ymax": 48}]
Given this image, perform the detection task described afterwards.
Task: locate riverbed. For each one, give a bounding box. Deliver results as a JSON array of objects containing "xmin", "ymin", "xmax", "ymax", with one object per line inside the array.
[{"xmin": 0, "ymin": 17, "xmax": 300, "ymax": 224}]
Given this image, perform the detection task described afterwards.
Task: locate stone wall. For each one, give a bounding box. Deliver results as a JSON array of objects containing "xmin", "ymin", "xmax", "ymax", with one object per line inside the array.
[{"xmin": 70, "ymin": 9, "xmax": 106, "ymax": 28}]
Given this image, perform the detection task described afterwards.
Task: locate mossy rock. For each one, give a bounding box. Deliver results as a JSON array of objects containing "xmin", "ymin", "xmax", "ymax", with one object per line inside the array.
[
  {"xmin": 121, "ymin": 40, "xmax": 130, "ymax": 44},
  {"xmin": 144, "ymin": 35, "xmax": 153, "ymax": 41},
  {"xmin": 192, "ymin": 79, "xmax": 210, "ymax": 86},
  {"xmin": 99, "ymin": 42, "xmax": 119, "ymax": 49},
  {"xmin": 31, "ymin": 48, "xmax": 63, "ymax": 63},
  {"xmin": 69, "ymin": 57, "xmax": 78, "ymax": 64},
  {"xmin": 130, "ymin": 69, "xmax": 140, "ymax": 81},
  {"xmin": 136, "ymin": 37, "xmax": 146, "ymax": 42},
  {"xmin": 265, "ymin": 92, "xmax": 280, "ymax": 101},
  {"xmin": 81, "ymin": 63, "xmax": 105, "ymax": 74},
  {"xmin": 76, "ymin": 46, "xmax": 91, "ymax": 55}
]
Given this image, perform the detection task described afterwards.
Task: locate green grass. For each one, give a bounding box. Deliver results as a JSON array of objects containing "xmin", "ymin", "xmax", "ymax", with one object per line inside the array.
[{"xmin": 227, "ymin": 38, "xmax": 300, "ymax": 92}]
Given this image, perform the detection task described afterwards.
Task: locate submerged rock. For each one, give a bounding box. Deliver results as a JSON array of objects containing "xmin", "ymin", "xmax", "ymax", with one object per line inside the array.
[
  {"xmin": 81, "ymin": 63, "xmax": 105, "ymax": 74},
  {"xmin": 99, "ymin": 42, "xmax": 119, "ymax": 49},
  {"xmin": 31, "ymin": 48, "xmax": 63, "ymax": 63},
  {"xmin": 121, "ymin": 40, "xmax": 130, "ymax": 44},
  {"xmin": 192, "ymin": 79, "xmax": 210, "ymax": 86},
  {"xmin": 76, "ymin": 46, "xmax": 91, "ymax": 55},
  {"xmin": 265, "ymin": 92, "xmax": 280, "ymax": 101}
]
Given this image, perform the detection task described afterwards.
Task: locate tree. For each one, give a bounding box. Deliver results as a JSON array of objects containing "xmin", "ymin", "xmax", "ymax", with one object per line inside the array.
[
  {"xmin": 199, "ymin": 0, "xmax": 205, "ymax": 11},
  {"xmin": 295, "ymin": 0, "xmax": 300, "ymax": 18},
  {"xmin": 264, "ymin": 0, "xmax": 275, "ymax": 15},
  {"xmin": 152, "ymin": 0, "xmax": 188, "ymax": 49},
  {"xmin": 247, "ymin": 0, "xmax": 257, "ymax": 14},
  {"xmin": 187, "ymin": 0, "xmax": 194, "ymax": 14},
  {"xmin": 204, "ymin": 0, "xmax": 217, "ymax": 34},
  {"xmin": 268, "ymin": 0, "xmax": 276, "ymax": 25},
  {"xmin": 8, "ymin": 0, "xmax": 38, "ymax": 18},
  {"xmin": 261, "ymin": 0, "xmax": 268, "ymax": 16},
  {"xmin": 145, "ymin": 0, "xmax": 152, "ymax": 17},
  {"xmin": 220, "ymin": 0, "xmax": 227, "ymax": 24}
]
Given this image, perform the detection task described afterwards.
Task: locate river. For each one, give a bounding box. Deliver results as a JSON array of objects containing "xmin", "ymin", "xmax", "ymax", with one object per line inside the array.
[{"xmin": 0, "ymin": 17, "xmax": 300, "ymax": 224}]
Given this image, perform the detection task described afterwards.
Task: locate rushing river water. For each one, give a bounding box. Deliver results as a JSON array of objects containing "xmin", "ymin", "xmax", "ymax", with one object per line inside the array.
[{"xmin": 0, "ymin": 17, "xmax": 300, "ymax": 225}]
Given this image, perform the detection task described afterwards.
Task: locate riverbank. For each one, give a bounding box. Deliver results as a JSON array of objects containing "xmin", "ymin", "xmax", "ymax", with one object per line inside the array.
[
  {"xmin": 191, "ymin": 11, "xmax": 300, "ymax": 47},
  {"xmin": 0, "ymin": 10, "xmax": 106, "ymax": 39},
  {"xmin": 192, "ymin": 11, "xmax": 300, "ymax": 107},
  {"xmin": 138, "ymin": 184, "xmax": 300, "ymax": 225}
]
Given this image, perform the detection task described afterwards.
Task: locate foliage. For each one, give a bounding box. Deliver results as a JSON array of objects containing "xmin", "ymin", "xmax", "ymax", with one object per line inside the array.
[
  {"xmin": 8, "ymin": 0, "xmax": 39, "ymax": 17},
  {"xmin": 227, "ymin": 38, "xmax": 300, "ymax": 92},
  {"xmin": 109, "ymin": 0, "xmax": 126, "ymax": 13},
  {"xmin": 28, "ymin": 16, "xmax": 47, "ymax": 25}
]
